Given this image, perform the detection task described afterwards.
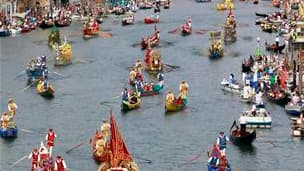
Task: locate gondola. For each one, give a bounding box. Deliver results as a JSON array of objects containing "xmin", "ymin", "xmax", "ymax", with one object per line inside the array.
[
  {"xmin": 196, "ymin": 0, "xmax": 211, "ymax": 2},
  {"xmin": 229, "ymin": 120, "xmax": 256, "ymax": 145},
  {"xmin": 221, "ymin": 80, "xmax": 242, "ymax": 94},
  {"xmin": 255, "ymin": 12, "xmax": 268, "ymax": 18},
  {"xmin": 265, "ymin": 91, "xmax": 289, "ymax": 106},
  {"xmin": 285, "ymin": 103, "xmax": 302, "ymax": 116},
  {"xmin": 121, "ymin": 96, "xmax": 141, "ymax": 111}
]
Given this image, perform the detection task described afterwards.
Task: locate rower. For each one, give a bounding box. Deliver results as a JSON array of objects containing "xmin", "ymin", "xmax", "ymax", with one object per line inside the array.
[
  {"xmin": 255, "ymin": 91, "xmax": 264, "ymax": 106},
  {"xmin": 239, "ymin": 114, "xmax": 247, "ymax": 135},
  {"xmin": 28, "ymin": 148, "xmax": 40, "ymax": 171},
  {"xmin": 216, "ymin": 132, "xmax": 229, "ymax": 156},
  {"xmin": 135, "ymin": 80, "xmax": 143, "ymax": 93},
  {"xmin": 208, "ymin": 144, "xmax": 221, "ymax": 167},
  {"xmin": 129, "ymin": 68, "xmax": 137, "ymax": 85},
  {"xmin": 166, "ymin": 91, "xmax": 175, "ymax": 104},
  {"xmin": 229, "ymin": 73, "xmax": 236, "ymax": 84},
  {"xmin": 157, "ymin": 73, "xmax": 164, "ymax": 86},
  {"xmin": 179, "ymin": 80, "xmax": 189, "ymax": 97},
  {"xmin": 46, "ymin": 128, "xmax": 57, "ymax": 157},
  {"xmin": 1, "ymin": 112, "xmax": 9, "ymax": 129},
  {"xmin": 8, "ymin": 98, "xmax": 18, "ymax": 117},
  {"xmin": 101, "ymin": 119, "xmax": 111, "ymax": 142},
  {"xmin": 121, "ymin": 88, "xmax": 130, "ymax": 101},
  {"xmin": 54, "ymin": 156, "xmax": 67, "ymax": 171}
]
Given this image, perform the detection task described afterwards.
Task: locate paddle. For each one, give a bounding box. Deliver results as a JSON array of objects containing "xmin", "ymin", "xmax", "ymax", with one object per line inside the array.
[
  {"xmin": 65, "ymin": 142, "xmax": 85, "ymax": 154},
  {"xmin": 133, "ymin": 156, "xmax": 152, "ymax": 164},
  {"xmin": 8, "ymin": 155, "xmax": 27, "ymax": 168},
  {"xmin": 22, "ymin": 81, "xmax": 36, "ymax": 91},
  {"xmin": 168, "ymin": 28, "xmax": 179, "ymax": 34},
  {"xmin": 100, "ymin": 95, "xmax": 121, "ymax": 105},
  {"xmin": 164, "ymin": 63, "xmax": 180, "ymax": 69}
]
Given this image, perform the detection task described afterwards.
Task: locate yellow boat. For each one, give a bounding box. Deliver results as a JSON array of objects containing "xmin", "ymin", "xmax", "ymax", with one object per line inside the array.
[
  {"xmin": 121, "ymin": 96, "xmax": 141, "ymax": 111},
  {"xmin": 37, "ymin": 81, "xmax": 55, "ymax": 98},
  {"xmin": 216, "ymin": 0, "xmax": 234, "ymax": 11},
  {"xmin": 165, "ymin": 98, "xmax": 187, "ymax": 113},
  {"xmin": 55, "ymin": 41, "xmax": 72, "ymax": 66}
]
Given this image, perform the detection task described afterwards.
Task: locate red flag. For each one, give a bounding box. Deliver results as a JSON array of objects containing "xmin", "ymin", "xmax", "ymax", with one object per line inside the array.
[{"xmin": 110, "ymin": 111, "xmax": 132, "ymax": 167}]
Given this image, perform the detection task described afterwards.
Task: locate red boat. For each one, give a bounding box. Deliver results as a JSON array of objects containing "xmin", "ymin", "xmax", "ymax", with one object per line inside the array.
[
  {"xmin": 141, "ymin": 26, "xmax": 160, "ymax": 49},
  {"xmin": 83, "ymin": 21, "xmax": 99, "ymax": 38},
  {"xmin": 93, "ymin": 111, "xmax": 139, "ymax": 171},
  {"xmin": 144, "ymin": 15, "xmax": 160, "ymax": 24}
]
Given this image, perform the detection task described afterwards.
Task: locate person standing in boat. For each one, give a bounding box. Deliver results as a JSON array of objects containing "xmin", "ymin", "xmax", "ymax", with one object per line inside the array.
[
  {"xmin": 46, "ymin": 128, "xmax": 57, "ymax": 157},
  {"xmin": 54, "ymin": 156, "xmax": 67, "ymax": 171},
  {"xmin": 239, "ymin": 114, "xmax": 247, "ymax": 135},
  {"xmin": 208, "ymin": 144, "xmax": 221, "ymax": 167},
  {"xmin": 216, "ymin": 132, "xmax": 229, "ymax": 156},
  {"xmin": 101, "ymin": 119, "xmax": 111, "ymax": 142},
  {"xmin": 179, "ymin": 80, "xmax": 189, "ymax": 97},
  {"xmin": 122, "ymin": 88, "xmax": 130, "ymax": 101},
  {"xmin": 8, "ymin": 98, "xmax": 18, "ymax": 117},
  {"xmin": 255, "ymin": 90, "xmax": 264, "ymax": 106},
  {"xmin": 229, "ymin": 73, "xmax": 236, "ymax": 84},
  {"xmin": 28, "ymin": 148, "xmax": 40, "ymax": 171},
  {"xmin": 1, "ymin": 112, "xmax": 9, "ymax": 129},
  {"xmin": 166, "ymin": 91, "xmax": 175, "ymax": 104}
]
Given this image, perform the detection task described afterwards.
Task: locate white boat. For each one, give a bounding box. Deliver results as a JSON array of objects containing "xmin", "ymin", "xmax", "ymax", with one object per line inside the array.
[
  {"xmin": 285, "ymin": 103, "xmax": 302, "ymax": 117},
  {"xmin": 242, "ymin": 108, "xmax": 272, "ymax": 128},
  {"xmin": 221, "ymin": 79, "xmax": 243, "ymax": 94}
]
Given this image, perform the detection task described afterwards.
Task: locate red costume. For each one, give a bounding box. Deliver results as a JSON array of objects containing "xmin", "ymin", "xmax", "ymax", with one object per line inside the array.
[
  {"xmin": 29, "ymin": 149, "xmax": 39, "ymax": 171},
  {"xmin": 46, "ymin": 130, "xmax": 56, "ymax": 147},
  {"xmin": 55, "ymin": 157, "xmax": 66, "ymax": 171}
]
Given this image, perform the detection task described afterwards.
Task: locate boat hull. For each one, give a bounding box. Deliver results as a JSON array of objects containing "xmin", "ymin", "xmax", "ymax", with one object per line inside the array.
[
  {"xmin": 121, "ymin": 97, "xmax": 141, "ymax": 111},
  {"xmin": 207, "ymin": 164, "xmax": 231, "ymax": 171},
  {"xmin": 285, "ymin": 104, "xmax": 302, "ymax": 117},
  {"xmin": 230, "ymin": 129, "xmax": 256, "ymax": 145},
  {"xmin": 165, "ymin": 99, "xmax": 187, "ymax": 112},
  {"xmin": 0, "ymin": 127, "xmax": 18, "ymax": 138},
  {"xmin": 38, "ymin": 86, "xmax": 55, "ymax": 98}
]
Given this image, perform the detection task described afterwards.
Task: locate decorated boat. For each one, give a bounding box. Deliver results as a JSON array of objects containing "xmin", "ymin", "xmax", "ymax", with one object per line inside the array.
[
  {"xmin": 83, "ymin": 20, "xmax": 99, "ymax": 38},
  {"xmin": 97, "ymin": 111, "xmax": 139, "ymax": 171},
  {"xmin": 165, "ymin": 92, "xmax": 187, "ymax": 113},
  {"xmin": 216, "ymin": 0, "xmax": 234, "ymax": 11},
  {"xmin": 241, "ymin": 107, "xmax": 272, "ymax": 128},
  {"xmin": 122, "ymin": 12, "xmax": 135, "ymax": 25},
  {"xmin": 37, "ymin": 80, "xmax": 55, "ymax": 98},
  {"xmin": 265, "ymin": 90, "xmax": 289, "ymax": 106},
  {"xmin": 144, "ymin": 47, "xmax": 163, "ymax": 73},
  {"xmin": 209, "ymin": 31, "xmax": 223, "ymax": 59},
  {"xmin": 139, "ymin": 74, "xmax": 164, "ymax": 97},
  {"xmin": 229, "ymin": 120, "xmax": 256, "ymax": 145},
  {"xmin": 285, "ymin": 103, "xmax": 302, "ymax": 116},
  {"xmin": 121, "ymin": 94, "xmax": 141, "ymax": 112},
  {"xmin": 55, "ymin": 40, "xmax": 72, "ymax": 66},
  {"xmin": 221, "ymin": 79, "xmax": 242, "ymax": 94},
  {"xmin": 144, "ymin": 14, "xmax": 160, "ymax": 24},
  {"xmin": 48, "ymin": 27, "xmax": 61, "ymax": 49}
]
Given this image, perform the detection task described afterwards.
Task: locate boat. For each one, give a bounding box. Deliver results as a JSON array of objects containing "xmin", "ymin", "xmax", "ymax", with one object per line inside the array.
[
  {"xmin": 144, "ymin": 15, "xmax": 160, "ymax": 24},
  {"xmin": 144, "ymin": 49, "xmax": 163, "ymax": 73},
  {"xmin": 241, "ymin": 107, "xmax": 272, "ymax": 128},
  {"xmin": 0, "ymin": 28, "xmax": 11, "ymax": 37},
  {"xmin": 122, "ymin": 12, "xmax": 135, "ymax": 25},
  {"xmin": 141, "ymin": 28, "xmax": 160, "ymax": 49},
  {"xmin": 209, "ymin": 31, "xmax": 223, "ymax": 59},
  {"xmin": 265, "ymin": 42, "xmax": 285, "ymax": 53},
  {"xmin": 216, "ymin": 0, "xmax": 234, "ymax": 11},
  {"xmin": 181, "ymin": 22, "xmax": 192, "ymax": 36},
  {"xmin": 165, "ymin": 95, "xmax": 187, "ymax": 113},
  {"xmin": 265, "ymin": 90, "xmax": 289, "ymax": 106},
  {"xmin": 37, "ymin": 81, "xmax": 55, "ymax": 98},
  {"xmin": 140, "ymin": 76, "xmax": 164, "ymax": 96},
  {"xmin": 229, "ymin": 120, "xmax": 256, "ymax": 145},
  {"xmin": 55, "ymin": 41, "xmax": 72, "ymax": 66},
  {"xmin": 48, "ymin": 27, "xmax": 61, "ymax": 49},
  {"xmin": 121, "ymin": 95, "xmax": 141, "ymax": 111},
  {"xmin": 255, "ymin": 12, "xmax": 268, "ymax": 18},
  {"xmin": 97, "ymin": 111, "xmax": 139, "ymax": 171},
  {"xmin": 221, "ymin": 79, "xmax": 242, "ymax": 94},
  {"xmin": 285, "ymin": 103, "xmax": 302, "ymax": 116},
  {"xmin": 83, "ymin": 20, "xmax": 99, "ymax": 38},
  {"xmin": 0, "ymin": 118, "xmax": 18, "ymax": 139},
  {"xmin": 39, "ymin": 20, "xmax": 55, "ymax": 29},
  {"xmin": 55, "ymin": 19, "xmax": 72, "ymax": 27}
]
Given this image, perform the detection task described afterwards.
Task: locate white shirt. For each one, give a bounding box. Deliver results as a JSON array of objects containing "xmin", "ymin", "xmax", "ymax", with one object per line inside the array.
[
  {"xmin": 101, "ymin": 123, "xmax": 110, "ymax": 132},
  {"xmin": 239, "ymin": 115, "xmax": 247, "ymax": 124},
  {"xmin": 275, "ymin": 37, "xmax": 279, "ymax": 42},
  {"xmin": 255, "ymin": 92, "xmax": 263, "ymax": 104}
]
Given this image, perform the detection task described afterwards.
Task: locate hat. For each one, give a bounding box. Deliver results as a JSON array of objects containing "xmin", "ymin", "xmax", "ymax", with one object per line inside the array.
[
  {"xmin": 102, "ymin": 119, "xmax": 107, "ymax": 122},
  {"xmin": 220, "ymin": 131, "xmax": 224, "ymax": 134},
  {"xmin": 56, "ymin": 156, "xmax": 62, "ymax": 159},
  {"xmin": 8, "ymin": 98, "xmax": 14, "ymax": 103}
]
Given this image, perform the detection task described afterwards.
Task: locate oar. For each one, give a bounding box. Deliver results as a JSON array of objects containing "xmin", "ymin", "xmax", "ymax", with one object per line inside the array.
[
  {"xmin": 8, "ymin": 155, "xmax": 27, "ymax": 168},
  {"xmin": 51, "ymin": 71, "xmax": 64, "ymax": 77},
  {"xmin": 134, "ymin": 156, "xmax": 152, "ymax": 164},
  {"xmin": 164, "ymin": 63, "xmax": 180, "ymax": 69},
  {"xmin": 14, "ymin": 70, "xmax": 26, "ymax": 80},
  {"xmin": 66, "ymin": 142, "xmax": 85, "ymax": 154},
  {"xmin": 168, "ymin": 28, "xmax": 179, "ymax": 34},
  {"xmin": 21, "ymin": 128, "xmax": 34, "ymax": 134},
  {"xmin": 22, "ymin": 81, "xmax": 36, "ymax": 91}
]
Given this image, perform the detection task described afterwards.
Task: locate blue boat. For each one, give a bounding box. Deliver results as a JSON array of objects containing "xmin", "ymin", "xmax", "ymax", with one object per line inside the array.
[
  {"xmin": 0, "ymin": 29, "xmax": 11, "ymax": 37},
  {"xmin": 285, "ymin": 104, "xmax": 302, "ymax": 117},
  {"xmin": 0, "ymin": 127, "xmax": 18, "ymax": 138},
  {"xmin": 209, "ymin": 50, "xmax": 223, "ymax": 59},
  {"xmin": 208, "ymin": 164, "xmax": 231, "ymax": 171}
]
